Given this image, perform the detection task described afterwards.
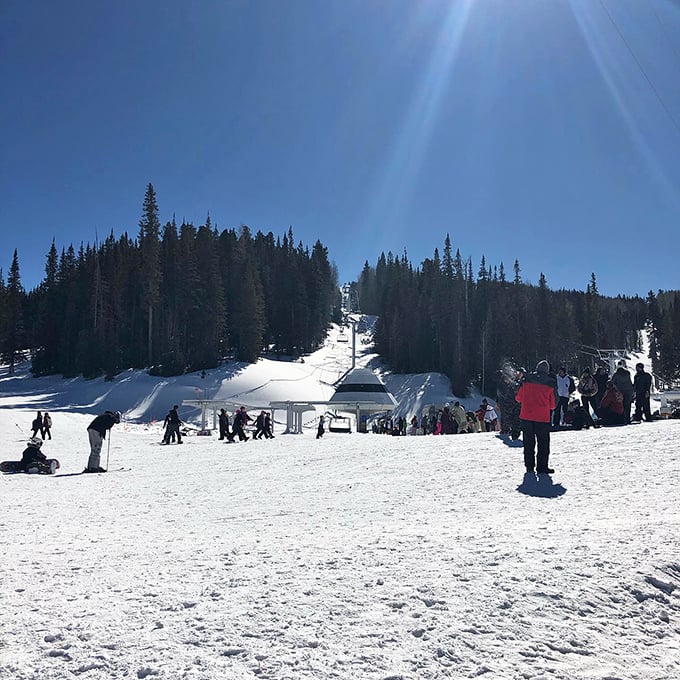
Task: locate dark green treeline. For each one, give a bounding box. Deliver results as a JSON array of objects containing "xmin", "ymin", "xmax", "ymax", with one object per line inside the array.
[
  {"xmin": 356, "ymin": 235, "xmax": 666, "ymax": 396},
  {"xmin": 0, "ymin": 184, "xmax": 340, "ymax": 378}
]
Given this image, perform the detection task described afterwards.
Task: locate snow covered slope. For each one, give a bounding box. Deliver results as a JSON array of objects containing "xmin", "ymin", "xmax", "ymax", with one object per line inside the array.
[{"xmin": 1, "ymin": 321, "xmax": 678, "ymax": 679}]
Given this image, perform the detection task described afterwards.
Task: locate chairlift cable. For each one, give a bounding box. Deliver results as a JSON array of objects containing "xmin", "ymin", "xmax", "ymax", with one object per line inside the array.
[{"xmin": 600, "ymin": 0, "xmax": 680, "ymax": 139}]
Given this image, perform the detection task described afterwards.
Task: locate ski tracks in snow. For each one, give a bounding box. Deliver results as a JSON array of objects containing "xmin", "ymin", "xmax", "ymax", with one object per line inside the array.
[{"xmin": 1, "ymin": 420, "xmax": 680, "ymax": 679}]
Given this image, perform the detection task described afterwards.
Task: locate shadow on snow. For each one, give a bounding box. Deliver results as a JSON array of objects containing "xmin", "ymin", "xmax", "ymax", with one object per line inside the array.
[{"xmin": 516, "ymin": 472, "xmax": 567, "ymax": 498}]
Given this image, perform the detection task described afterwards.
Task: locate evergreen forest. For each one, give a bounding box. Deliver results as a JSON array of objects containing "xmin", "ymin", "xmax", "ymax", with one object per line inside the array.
[
  {"xmin": 356, "ymin": 235, "xmax": 680, "ymax": 395},
  {"xmin": 1, "ymin": 188, "xmax": 679, "ymax": 396},
  {"xmin": 0, "ymin": 185, "xmax": 340, "ymax": 379}
]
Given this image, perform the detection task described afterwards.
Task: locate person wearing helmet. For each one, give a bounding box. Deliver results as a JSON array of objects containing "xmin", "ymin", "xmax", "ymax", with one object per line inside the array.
[
  {"xmin": 21, "ymin": 437, "xmax": 50, "ymax": 473},
  {"xmin": 84, "ymin": 410, "xmax": 121, "ymax": 473}
]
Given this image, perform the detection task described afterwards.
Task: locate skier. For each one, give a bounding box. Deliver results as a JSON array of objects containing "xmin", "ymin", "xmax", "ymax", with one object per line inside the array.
[
  {"xmin": 516, "ymin": 360, "xmax": 556, "ymax": 474},
  {"xmin": 162, "ymin": 405, "xmax": 183, "ymax": 445},
  {"xmin": 316, "ymin": 415, "xmax": 325, "ymax": 439},
  {"xmin": 85, "ymin": 410, "xmax": 121, "ymax": 473}
]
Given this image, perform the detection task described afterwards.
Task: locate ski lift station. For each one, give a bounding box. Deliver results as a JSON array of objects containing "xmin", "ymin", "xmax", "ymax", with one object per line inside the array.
[
  {"xmin": 183, "ymin": 367, "xmax": 397, "ymax": 435},
  {"xmin": 183, "ymin": 318, "xmax": 397, "ymax": 434},
  {"xmin": 269, "ymin": 367, "xmax": 398, "ymax": 433}
]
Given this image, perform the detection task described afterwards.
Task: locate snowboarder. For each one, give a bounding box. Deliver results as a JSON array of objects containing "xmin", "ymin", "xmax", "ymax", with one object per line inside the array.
[
  {"xmin": 22, "ymin": 437, "xmax": 52, "ymax": 473},
  {"xmin": 162, "ymin": 405, "xmax": 183, "ymax": 445},
  {"xmin": 1, "ymin": 437, "xmax": 59, "ymax": 474},
  {"xmin": 316, "ymin": 415, "xmax": 325, "ymax": 439},
  {"xmin": 85, "ymin": 410, "xmax": 121, "ymax": 473},
  {"xmin": 516, "ymin": 360, "xmax": 556, "ymax": 474}
]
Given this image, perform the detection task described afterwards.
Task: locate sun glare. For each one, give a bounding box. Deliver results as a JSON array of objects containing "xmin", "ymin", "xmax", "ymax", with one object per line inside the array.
[{"xmin": 363, "ymin": 0, "xmax": 475, "ymax": 241}]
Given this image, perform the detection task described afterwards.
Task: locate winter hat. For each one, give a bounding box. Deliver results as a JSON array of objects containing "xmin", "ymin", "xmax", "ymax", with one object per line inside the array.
[{"xmin": 536, "ymin": 360, "xmax": 550, "ymax": 374}]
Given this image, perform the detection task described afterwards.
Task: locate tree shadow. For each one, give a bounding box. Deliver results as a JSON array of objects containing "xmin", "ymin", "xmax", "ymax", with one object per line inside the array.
[{"xmin": 516, "ymin": 472, "xmax": 567, "ymax": 498}]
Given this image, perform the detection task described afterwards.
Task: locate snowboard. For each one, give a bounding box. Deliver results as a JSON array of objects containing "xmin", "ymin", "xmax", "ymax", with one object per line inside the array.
[{"xmin": 1, "ymin": 459, "xmax": 60, "ymax": 474}]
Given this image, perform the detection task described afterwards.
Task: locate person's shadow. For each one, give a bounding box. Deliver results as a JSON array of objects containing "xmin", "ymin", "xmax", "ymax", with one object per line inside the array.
[
  {"xmin": 516, "ymin": 472, "xmax": 567, "ymax": 498},
  {"xmin": 496, "ymin": 433, "xmax": 523, "ymax": 448}
]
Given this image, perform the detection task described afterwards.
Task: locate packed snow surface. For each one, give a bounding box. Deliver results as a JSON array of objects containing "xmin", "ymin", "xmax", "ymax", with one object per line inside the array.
[{"xmin": 1, "ymin": 319, "xmax": 679, "ymax": 679}]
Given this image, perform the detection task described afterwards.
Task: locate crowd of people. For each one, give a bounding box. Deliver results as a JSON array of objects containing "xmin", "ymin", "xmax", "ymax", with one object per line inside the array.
[
  {"xmin": 505, "ymin": 359, "xmax": 655, "ymax": 474},
  {"xmin": 374, "ymin": 399, "xmax": 501, "ymax": 436}
]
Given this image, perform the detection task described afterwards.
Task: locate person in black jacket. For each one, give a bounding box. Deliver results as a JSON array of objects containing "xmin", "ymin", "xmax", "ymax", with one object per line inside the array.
[
  {"xmin": 218, "ymin": 408, "xmax": 232, "ymax": 441},
  {"xmin": 31, "ymin": 411, "xmax": 44, "ymax": 438},
  {"xmin": 22, "ymin": 437, "xmax": 51, "ymax": 473},
  {"xmin": 611, "ymin": 362, "xmax": 634, "ymax": 424},
  {"xmin": 232, "ymin": 407, "xmax": 250, "ymax": 441},
  {"xmin": 85, "ymin": 410, "xmax": 121, "ymax": 473},
  {"xmin": 263, "ymin": 412, "xmax": 274, "ymax": 439},
  {"xmin": 632, "ymin": 363, "xmax": 653, "ymax": 422},
  {"xmin": 162, "ymin": 405, "xmax": 183, "ymax": 445},
  {"xmin": 253, "ymin": 411, "xmax": 266, "ymax": 439}
]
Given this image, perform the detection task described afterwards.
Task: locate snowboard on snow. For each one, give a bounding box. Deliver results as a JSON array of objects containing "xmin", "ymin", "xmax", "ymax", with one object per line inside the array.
[{"xmin": 1, "ymin": 459, "xmax": 60, "ymax": 474}]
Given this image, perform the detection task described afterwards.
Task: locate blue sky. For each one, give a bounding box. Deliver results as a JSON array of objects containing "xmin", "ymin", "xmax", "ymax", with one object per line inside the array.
[{"xmin": 2, "ymin": 0, "xmax": 679, "ymax": 297}]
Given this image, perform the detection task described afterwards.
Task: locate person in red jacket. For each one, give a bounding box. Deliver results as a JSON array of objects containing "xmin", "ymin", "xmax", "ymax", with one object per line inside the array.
[
  {"xmin": 597, "ymin": 381, "xmax": 625, "ymax": 426},
  {"xmin": 515, "ymin": 360, "xmax": 556, "ymax": 474}
]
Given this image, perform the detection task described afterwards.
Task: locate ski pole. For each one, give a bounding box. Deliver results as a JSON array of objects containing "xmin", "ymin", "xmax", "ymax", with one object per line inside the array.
[
  {"xmin": 106, "ymin": 431, "xmax": 111, "ymax": 471},
  {"xmin": 15, "ymin": 422, "xmax": 29, "ymax": 437}
]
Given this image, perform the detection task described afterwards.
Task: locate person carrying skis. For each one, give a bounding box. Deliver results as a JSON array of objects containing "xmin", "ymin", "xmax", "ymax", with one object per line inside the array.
[
  {"xmin": 162, "ymin": 405, "xmax": 183, "ymax": 445},
  {"xmin": 85, "ymin": 410, "xmax": 121, "ymax": 473},
  {"xmin": 516, "ymin": 360, "xmax": 556, "ymax": 474}
]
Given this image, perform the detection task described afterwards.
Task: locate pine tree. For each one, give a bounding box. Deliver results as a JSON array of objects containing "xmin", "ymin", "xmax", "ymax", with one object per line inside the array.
[
  {"xmin": 2, "ymin": 250, "xmax": 26, "ymax": 374},
  {"xmin": 138, "ymin": 184, "xmax": 162, "ymax": 366}
]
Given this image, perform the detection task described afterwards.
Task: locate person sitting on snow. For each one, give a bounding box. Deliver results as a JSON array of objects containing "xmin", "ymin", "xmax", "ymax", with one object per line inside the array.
[
  {"xmin": 21, "ymin": 437, "xmax": 51, "ymax": 473},
  {"xmin": 597, "ymin": 381, "xmax": 625, "ymax": 426}
]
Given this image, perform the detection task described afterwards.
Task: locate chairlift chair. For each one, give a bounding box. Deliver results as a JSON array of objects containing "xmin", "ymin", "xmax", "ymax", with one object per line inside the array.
[{"xmin": 328, "ymin": 415, "xmax": 352, "ymax": 433}]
